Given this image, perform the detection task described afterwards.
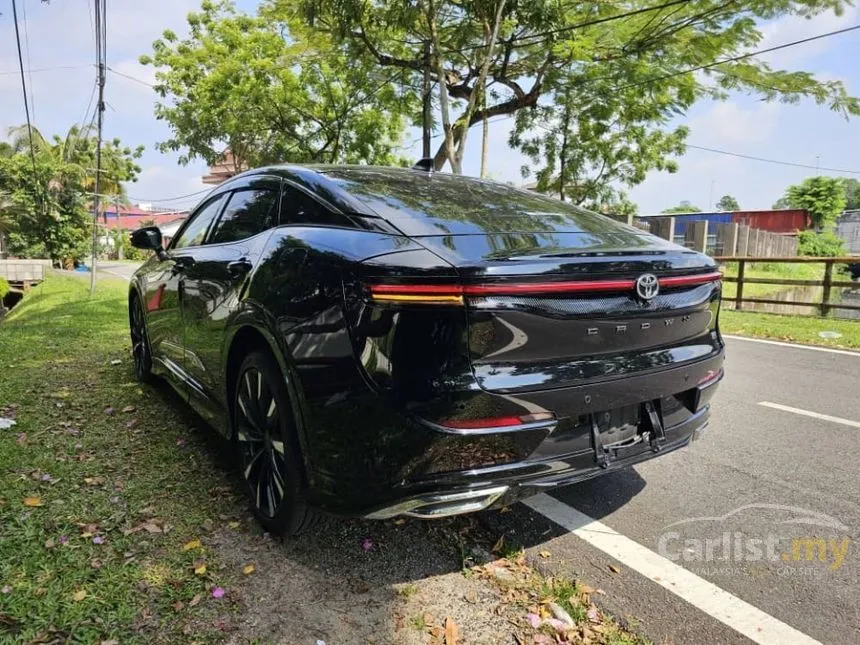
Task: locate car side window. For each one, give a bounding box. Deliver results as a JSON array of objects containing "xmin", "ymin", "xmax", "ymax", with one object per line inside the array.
[
  {"xmin": 280, "ymin": 185, "xmax": 352, "ymax": 228},
  {"xmin": 172, "ymin": 194, "xmax": 227, "ymax": 249},
  {"xmin": 207, "ymin": 187, "xmax": 280, "ymax": 245}
]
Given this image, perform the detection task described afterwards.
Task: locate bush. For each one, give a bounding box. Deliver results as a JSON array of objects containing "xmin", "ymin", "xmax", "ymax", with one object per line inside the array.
[
  {"xmin": 0, "ymin": 276, "xmax": 8, "ymax": 300},
  {"xmin": 796, "ymin": 230, "xmax": 845, "ymax": 257}
]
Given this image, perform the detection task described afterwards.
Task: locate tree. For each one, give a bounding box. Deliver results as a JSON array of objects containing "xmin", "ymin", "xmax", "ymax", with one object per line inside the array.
[
  {"xmin": 843, "ymin": 178, "xmax": 860, "ymax": 211},
  {"xmin": 716, "ymin": 194, "xmax": 740, "ymax": 211},
  {"xmin": 299, "ymin": 0, "xmax": 859, "ymax": 177},
  {"xmin": 0, "ymin": 125, "xmax": 143, "ymax": 264},
  {"xmin": 663, "ymin": 201, "xmax": 701, "ymax": 214},
  {"xmin": 783, "ymin": 176, "xmax": 846, "ymax": 230},
  {"xmin": 140, "ymin": 0, "xmax": 414, "ymax": 170},
  {"xmin": 584, "ymin": 193, "xmax": 639, "ymax": 223},
  {"xmin": 772, "ymin": 196, "xmax": 792, "ymax": 210}
]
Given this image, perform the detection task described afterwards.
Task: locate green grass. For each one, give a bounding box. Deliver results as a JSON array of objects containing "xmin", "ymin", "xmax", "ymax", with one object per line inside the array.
[
  {"xmin": 718, "ymin": 261, "xmax": 825, "ymax": 299},
  {"xmin": 720, "ymin": 309, "xmax": 860, "ymax": 350},
  {"xmin": 0, "ymin": 274, "xmax": 242, "ymax": 643}
]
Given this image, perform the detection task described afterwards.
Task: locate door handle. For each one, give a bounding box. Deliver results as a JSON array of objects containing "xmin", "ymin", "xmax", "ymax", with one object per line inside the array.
[{"xmin": 227, "ymin": 259, "xmax": 253, "ymax": 277}]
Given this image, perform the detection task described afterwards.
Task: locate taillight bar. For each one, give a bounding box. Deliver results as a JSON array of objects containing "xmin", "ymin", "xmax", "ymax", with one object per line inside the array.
[
  {"xmin": 367, "ymin": 271, "xmax": 721, "ymax": 304},
  {"xmin": 435, "ymin": 412, "xmax": 556, "ymax": 433},
  {"xmin": 659, "ymin": 272, "xmax": 723, "ymax": 288}
]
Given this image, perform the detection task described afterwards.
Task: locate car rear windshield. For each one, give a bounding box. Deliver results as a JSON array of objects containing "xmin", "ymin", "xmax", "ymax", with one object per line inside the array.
[{"xmin": 324, "ymin": 168, "xmax": 619, "ymax": 236}]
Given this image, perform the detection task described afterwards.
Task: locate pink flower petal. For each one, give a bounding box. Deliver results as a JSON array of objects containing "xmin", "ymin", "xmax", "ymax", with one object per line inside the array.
[
  {"xmin": 361, "ymin": 538, "xmax": 373, "ymax": 551},
  {"xmin": 526, "ymin": 613, "xmax": 542, "ymax": 628},
  {"xmin": 92, "ymin": 536, "xmax": 105, "ymax": 545},
  {"xmin": 211, "ymin": 586, "xmax": 226, "ymax": 599}
]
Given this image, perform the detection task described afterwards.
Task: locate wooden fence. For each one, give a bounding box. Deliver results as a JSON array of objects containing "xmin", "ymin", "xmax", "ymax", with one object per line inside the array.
[
  {"xmin": 649, "ymin": 219, "xmax": 797, "ymax": 257},
  {"xmin": 714, "ymin": 256, "xmax": 860, "ymax": 316}
]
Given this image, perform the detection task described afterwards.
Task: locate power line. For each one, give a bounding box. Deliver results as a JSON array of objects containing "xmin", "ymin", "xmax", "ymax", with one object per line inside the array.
[
  {"xmin": 617, "ymin": 23, "xmax": 860, "ymax": 91},
  {"xmin": 686, "ymin": 144, "xmax": 860, "ymax": 175},
  {"xmin": 89, "ymin": 0, "xmax": 108, "ymax": 295},
  {"xmin": 107, "ymin": 66, "xmax": 154, "ymax": 88},
  {"xmin": 20, "ymin": 0, "xmax": 35, "ymax": 123},
  {"xmin": 11, "ymin": 0, "xmax": 38, "ymax": 178},
  {"xmin": 0, "ymin": 64, "xmax": 93, "ymax": 76},
  {"xmin": 126, "ymin": 187, "xmax": 213, "ymax": 203}
]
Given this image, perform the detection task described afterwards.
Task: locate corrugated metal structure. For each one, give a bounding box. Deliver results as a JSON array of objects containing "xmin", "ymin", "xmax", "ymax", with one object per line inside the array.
[
  {"xmin": 732, "ymin": 209, "xmax": 809, "ymax": 233},
  {"xmin": 836, "ymin": 211, "xmax": 860, "ymax": 255},
  {"xmin": 637, "ymin": 209, "xmax": 810, "ymax": 236}
]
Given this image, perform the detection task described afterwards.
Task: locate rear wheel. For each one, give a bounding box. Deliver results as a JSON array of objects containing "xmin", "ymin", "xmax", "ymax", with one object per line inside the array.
[
  {"xmin": 232, "ymin": 350, "xmax": 316, "ymax": 536},
  {"xmin": 129, "ymin": 296, "xmax": 154, "ymax": 383}
]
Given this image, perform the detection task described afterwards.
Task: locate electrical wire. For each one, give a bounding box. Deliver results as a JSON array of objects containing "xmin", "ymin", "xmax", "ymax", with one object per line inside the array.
[
  {"xmin": 616, "ymin": 24, "xmax": 860, "ymax": 91},
  {"xmin": 126, "ymin": 187, "xmax": 213, "ymax": 203},
  {"xmin": 10, "ymin": 0, "xmax": 38, "ymax": 178},
  {"xmin": 107, "ymin": 66, "xmax": 154, "ymax": 87},
  {"xmin": 686, "ymin": 144, "xmax": 860, "ymax": 175},
  {"xmin": 0, "ymin": 64, "xmax": 93, "ymax": 76},
  {"xmin": 20, "ymin": 0, "xmax": 36, "ymax": 123}
]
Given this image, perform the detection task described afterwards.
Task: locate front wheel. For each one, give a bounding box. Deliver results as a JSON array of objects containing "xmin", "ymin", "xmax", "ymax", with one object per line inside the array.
[
  {"xmin": 130, "ymin": 296, "xmax": 154, "ymax": 383},
  {"xmin": 232, "ymin": 350, "xmax": 316, "ymax": 536}
]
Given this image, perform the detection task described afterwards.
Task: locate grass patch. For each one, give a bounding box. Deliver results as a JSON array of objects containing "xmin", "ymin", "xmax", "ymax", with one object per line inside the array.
[
  {"xmin": 718, "ymin": 261, "xmax": 825, "ymax": 299},
  {"xmin": 720, "ymin": 309, "xmax": 860, "ymax": 350},
  {"xmin": 0, "ymin": 274, "xmax": 244, "ymax": 642}
]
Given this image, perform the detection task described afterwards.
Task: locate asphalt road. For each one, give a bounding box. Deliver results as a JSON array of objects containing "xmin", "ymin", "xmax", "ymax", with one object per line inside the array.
[
  {"xmin": 489, "ymin": 336, "xmax": 860, "ymax": 644},
  {"xmin": 97, "ymin": 260, "xmax": 141, "ymax": 281}
]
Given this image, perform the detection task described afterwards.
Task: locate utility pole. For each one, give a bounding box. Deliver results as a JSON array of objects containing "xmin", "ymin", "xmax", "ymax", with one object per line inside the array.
[
  {"xmin": 422, "ymin": 40, "xmax": 431, "ymax": 159},
  {"xmin": 89, "ymin": 0, "xmax": 106, "ymax": 295}
]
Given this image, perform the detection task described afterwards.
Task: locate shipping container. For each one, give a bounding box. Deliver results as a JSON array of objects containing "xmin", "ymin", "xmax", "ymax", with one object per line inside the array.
[{"xmin": 731, "ymin": 209, "xmax": 809, "ymax": 233}]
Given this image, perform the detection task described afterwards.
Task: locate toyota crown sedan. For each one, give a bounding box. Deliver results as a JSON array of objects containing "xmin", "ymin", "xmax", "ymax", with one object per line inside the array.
[{"xmin": 129, "ymin": 163, "xmax": 724, "ymax": 535}]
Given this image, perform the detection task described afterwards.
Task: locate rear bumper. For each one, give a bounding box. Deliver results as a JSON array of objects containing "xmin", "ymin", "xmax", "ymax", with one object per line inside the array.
[{"xmin": 365, "ymin": 406, "xmax": 709, "ymax": 519}]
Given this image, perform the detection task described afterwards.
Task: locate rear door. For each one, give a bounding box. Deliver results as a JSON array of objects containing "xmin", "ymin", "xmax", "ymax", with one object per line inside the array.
[{"xmin": 179, "ymin": 175, "xmax": 281, "ymax": 421}]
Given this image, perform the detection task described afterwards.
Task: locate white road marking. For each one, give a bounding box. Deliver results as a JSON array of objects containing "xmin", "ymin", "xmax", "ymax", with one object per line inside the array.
[
  {"xmin": 99, "ymin": 268, "xmax": 132, "ymax": 282},
  {"xmin": 724, "ymin": 334, "xmax": 860, "ymax": 357},
  {"xmin": 758, "ymin": 401, "xmax": 860, "ymax": 429},
  {"xmin": 524, "ymin": 494, "xmax": 821, "ymax": 645}
]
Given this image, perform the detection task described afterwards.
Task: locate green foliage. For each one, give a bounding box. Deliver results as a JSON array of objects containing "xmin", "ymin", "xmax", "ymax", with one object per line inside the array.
[
  {"xmin": 583, "ymin": 193, "xmax": 639, "ymax": 223},
  {"xmin": 663, "ymin": 200, "xmax": 702, "ymax": 214},
  {"xmin": 796, "ymin": 229, "xmax": 845, "ymax": 256},
  {"xmin": 784, "ymin": 176, "xmax": 846, "ymax": 229},
  {"xmin": 716, "ymin": 194, "xmax": 740, "ymax": 211},
  {"xmin": 140, "ymin": 0, "xmax": 414, "ymax": 169},
  {"xmin": 0, "ymin": 125, "xmax": 142, "ymax": 264},
  {"xmin": 117, "ymin": 230, "xmax": 149, "ymax": 261},
  {"xmin": 0, "ymin": 277, "xmax": 9, "ymax": 300},
  {"xmin": 299, "ymin": 0, "xmax": 859, "ymax": 187},
  {"xmin": 843, "ymin": 178, "xmax": 860, "ymax": 211},
  {"xmin": 772, "ymin": 195, "xmax": 792, "ymax": 210}
]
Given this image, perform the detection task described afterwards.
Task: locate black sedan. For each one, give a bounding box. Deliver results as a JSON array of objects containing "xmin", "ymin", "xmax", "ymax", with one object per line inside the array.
[{"xmin": 129, "ymin": 163, "xmax": 724, "ymax": 535}]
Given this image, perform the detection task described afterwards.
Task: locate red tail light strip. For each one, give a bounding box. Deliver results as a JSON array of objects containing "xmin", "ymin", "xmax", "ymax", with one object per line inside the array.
[
  {"xmin": 658, "ymin": 272, "xmax": 723, "ymax": 288},
  {"xmin": 368, "ymin": 271, "xmax": 720, "ymax": 301}
]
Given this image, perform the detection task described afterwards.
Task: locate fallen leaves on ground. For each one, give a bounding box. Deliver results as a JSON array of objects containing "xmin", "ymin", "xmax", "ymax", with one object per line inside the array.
[
  {"xmin": 121, "ymin": 405, "xmax": 136, "ymax": 413},
  {"xmin": 444, "ymin": 616, "xmax": 459, "ymax": 645},
  {"xmin": 538, "ymin": 550, "xmax": 551, "ymax": 559},
  {"xmin": 193, "ymin": 563, "xmax": 207, "ymax": 576},
  {"xmin": 182, "ymin": 539, "xmax": 202, "ymax": 551},
  {"xmin": 23, "ymin": 496, "xmax": 43, "ymax": 507},
  {"xmin": 608, "ymin": 564, "xmax": 621, "ymax": 574},
  {"xmin": 242, "ymin": 564, "xmax": 255, "ymax": 575},
  {"xmin": 72, "ymin": 589, "xmax": 87, "ymax": 602}
]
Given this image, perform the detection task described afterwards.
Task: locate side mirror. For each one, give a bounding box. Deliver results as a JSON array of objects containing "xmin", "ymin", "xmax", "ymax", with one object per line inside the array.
[{"xmin": 130, "ymin": 226, "xmax": 168, "ymax": 261}]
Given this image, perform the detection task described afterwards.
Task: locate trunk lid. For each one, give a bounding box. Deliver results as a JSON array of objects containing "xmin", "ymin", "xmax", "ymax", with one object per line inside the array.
[{"xmin": 411, "ymin": 232, "xmax": 721, "ymax": 395}]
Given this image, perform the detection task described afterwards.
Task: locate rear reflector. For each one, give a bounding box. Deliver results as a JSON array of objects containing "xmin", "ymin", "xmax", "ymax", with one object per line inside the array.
[
  {"xmin": 367, "ymin": 271, "xmax": 721, "ymax": 303},
  {"xmin": 438, "ymin": 412, "xmax": 555, "ymax": 430}
]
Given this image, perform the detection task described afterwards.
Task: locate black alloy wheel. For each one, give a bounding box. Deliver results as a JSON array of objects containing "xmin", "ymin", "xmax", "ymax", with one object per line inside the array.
[
  {"xmin": 233, "ymin": 350, "xmax": 314, "ymax": 535},
  {"xmin": 130, "ymin": 297, "xmax": 153, "ymax": 383}
]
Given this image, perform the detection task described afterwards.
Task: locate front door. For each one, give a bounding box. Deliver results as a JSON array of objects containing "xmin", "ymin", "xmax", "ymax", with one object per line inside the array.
[
  {"xmin": 179, "ymin": 176, "xmax": 282, "ymax": 426},
  {"xmin": 149, "ymin": 192, "xmax": 229, "ymax": 394}
]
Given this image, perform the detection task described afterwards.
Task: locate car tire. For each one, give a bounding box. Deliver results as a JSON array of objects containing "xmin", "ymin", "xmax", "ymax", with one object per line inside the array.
[
  {"xmin": 130, "ymin": 296, "xmax": 155, "ymax": 384},
  {"xmin": 232, "ymin": 349, "xmax": 316, "ymax": 536}
]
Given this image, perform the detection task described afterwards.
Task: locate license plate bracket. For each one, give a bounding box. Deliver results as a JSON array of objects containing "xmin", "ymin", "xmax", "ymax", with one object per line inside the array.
[{"xmin": 590, "ymin": 401, "xmax": 665, "ymax": 467}]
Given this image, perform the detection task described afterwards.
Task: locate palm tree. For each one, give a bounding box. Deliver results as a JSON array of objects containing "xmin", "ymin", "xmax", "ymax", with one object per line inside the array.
[{"xmin": 6, "ymin": 125, "xmax": 130, "ymax": 199}]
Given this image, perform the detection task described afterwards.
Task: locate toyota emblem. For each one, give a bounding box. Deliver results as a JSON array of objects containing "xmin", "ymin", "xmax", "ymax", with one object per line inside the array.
[{"xmin": 635, "ymin": 274, "xmax": 659, "ymax": 300}]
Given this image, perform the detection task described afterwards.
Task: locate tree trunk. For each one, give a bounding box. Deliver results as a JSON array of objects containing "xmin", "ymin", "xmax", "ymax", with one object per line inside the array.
[
  {"xmin": 452, "ymin": 0, "xmax": 506, "ymax": 172},
  {"xmin": 425, "ymin": 0, "xmax": 459, "ymax": 173}
]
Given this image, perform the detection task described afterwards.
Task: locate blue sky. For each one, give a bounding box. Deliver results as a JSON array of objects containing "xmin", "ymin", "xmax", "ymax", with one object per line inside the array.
[{"xmin": 1, "ymin": 0, "xmax": 859, "ymax": 215}]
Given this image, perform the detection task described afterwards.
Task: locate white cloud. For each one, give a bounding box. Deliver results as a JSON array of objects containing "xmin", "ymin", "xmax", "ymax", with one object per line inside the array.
[
  {"xmin": 688, "ymin": 101, "xmax": 781, "ymax": 145},
  {"xmin": 757, "ymin": 5, "xmax": 860, "ymax": 68}
]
